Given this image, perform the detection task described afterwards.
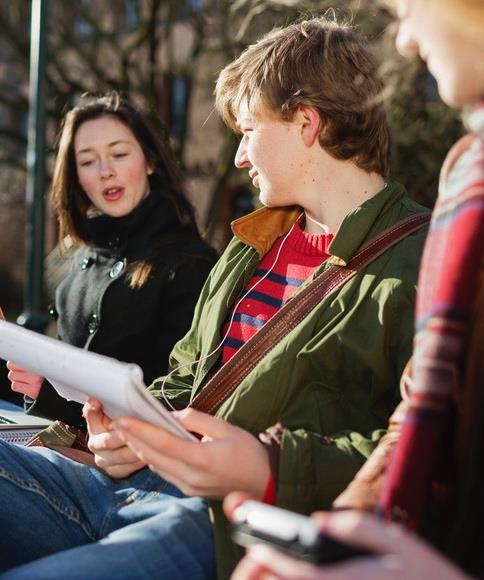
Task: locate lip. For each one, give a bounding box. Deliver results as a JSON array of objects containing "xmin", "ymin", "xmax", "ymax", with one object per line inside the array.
[
  {"xmin": 249, "ymin": 170, "xmax": 259, "ymax": 187},
  {"xmin": 102, "ymin": 186, "xmax": 125, "ymax": 201}
]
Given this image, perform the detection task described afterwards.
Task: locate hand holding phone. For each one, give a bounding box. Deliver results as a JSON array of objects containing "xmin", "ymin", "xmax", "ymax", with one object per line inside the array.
[{"xmin": 232, "ymin": 500, "xmax": 371, "ymax": 564}]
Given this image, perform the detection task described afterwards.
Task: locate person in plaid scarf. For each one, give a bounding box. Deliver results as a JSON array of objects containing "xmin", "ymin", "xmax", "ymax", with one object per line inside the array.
[{"xmin": 226, "ymin": 1, "xmax": 484, "ymax": 578}]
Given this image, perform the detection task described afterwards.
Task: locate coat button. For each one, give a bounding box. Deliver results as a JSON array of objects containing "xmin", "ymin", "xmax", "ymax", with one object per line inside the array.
[
  {"xmin": 109, "ymin": 260, "xmax": 126, "ymax": 279},
  {"xmin": 80, "ymin": 257, "xmax": 94, "ymax": 270},
  {"xmin": 87, "ymin": 314, "xmax": 99, "ymax": 334},
  {"xmin": 48, "ymin": 305, "xmax": 58, "ymax": 320}
]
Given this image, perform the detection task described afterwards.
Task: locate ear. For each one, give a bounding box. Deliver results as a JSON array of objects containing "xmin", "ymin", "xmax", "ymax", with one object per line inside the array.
[{"xmin": 294, "ymin": 105, "xmax": 321, "ymax": 147}]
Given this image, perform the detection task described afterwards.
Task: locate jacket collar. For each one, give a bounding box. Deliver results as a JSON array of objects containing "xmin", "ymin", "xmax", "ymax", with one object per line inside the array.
[
  {"xmin": 231, "ymin": 182, "xmax": 407, "ymax": 265},
  {"xmin": 231, "ymin": 205, "xmax": 302, "ymax": 257},
  {"xmin": 84, "ymin": 191, "xmax": 182, "ymax": 256}
]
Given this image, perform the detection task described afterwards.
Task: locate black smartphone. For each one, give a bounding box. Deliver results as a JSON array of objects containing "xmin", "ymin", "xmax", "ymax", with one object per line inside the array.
[{"xmin": 231, "ymin": 500, "xmax": 370, "ymax": 565}]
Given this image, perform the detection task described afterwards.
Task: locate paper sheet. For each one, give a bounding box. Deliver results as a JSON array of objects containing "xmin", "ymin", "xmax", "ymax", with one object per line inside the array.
[{"xmin": 0, "ymin": 320, "xmax": 196, "ymax": 441}]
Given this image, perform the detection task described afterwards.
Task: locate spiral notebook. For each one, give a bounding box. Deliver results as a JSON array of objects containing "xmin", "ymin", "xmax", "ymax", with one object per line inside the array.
[
  {"xmin": 0, "ymin": 319, "xmax": 197, "ymax": 442},
  {"xmin": 0, "ymin": 408, "xmax": 52, "ymax": 445}
]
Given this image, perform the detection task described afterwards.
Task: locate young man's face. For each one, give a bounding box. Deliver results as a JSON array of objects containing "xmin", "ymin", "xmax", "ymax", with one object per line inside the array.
[{"xmin": 234, "ymin": 99, "xmax": 307, "ymax": 208}]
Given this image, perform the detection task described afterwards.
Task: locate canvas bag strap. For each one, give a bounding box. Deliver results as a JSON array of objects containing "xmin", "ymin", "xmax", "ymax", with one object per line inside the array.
[{"xmin": 191, "ymin": 212, "xmax": 431, "ymax": 415}]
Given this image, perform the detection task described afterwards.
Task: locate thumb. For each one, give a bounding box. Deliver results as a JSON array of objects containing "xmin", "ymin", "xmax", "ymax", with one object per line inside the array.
[
  {"xmin": 223, "ymin": 491, "xmax": 254, "ymax": 521},
  {"xmin": 173, "ymin": 408, "xmax": 232, "ymax": 439},
  {"xmin": 83, "ymin": 398, "xmax": 111, "ymax": 435}
]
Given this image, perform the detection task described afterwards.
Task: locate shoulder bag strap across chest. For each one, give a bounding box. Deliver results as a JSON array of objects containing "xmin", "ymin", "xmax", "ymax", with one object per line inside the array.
[{"xmin": 191, "ymin": 212, "xmax": 431, "ymax": 415}]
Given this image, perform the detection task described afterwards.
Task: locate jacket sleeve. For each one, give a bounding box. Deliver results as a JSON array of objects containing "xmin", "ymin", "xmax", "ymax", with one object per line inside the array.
[
  {"xmin": 148, "ymin": 248, "xmax": 224, "ymax": 410},
  {"xmin": 271, "ymin": 426, "xmax": 387, "ymax": 513},
  {"xmin": 331, "ymin": 399, "xmax": 409, "ymax": 511},
  {"xmin": 25, "ymin": 380, "xmax": 85, "ymax": 428},
  {"xmin": 263, "ymin": 271, "xmax": 417, "ymax": 514}
]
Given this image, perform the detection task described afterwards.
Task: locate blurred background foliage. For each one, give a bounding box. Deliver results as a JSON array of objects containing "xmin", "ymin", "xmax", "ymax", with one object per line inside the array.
[{"xmin": 0, "ymin": 0, "xmax": 464, "ymax": 316}]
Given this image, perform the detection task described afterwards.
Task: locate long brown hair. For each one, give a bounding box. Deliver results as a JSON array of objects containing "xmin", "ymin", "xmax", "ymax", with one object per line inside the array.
[{"xmin": 51, "ymin": 92, "xmax": 199, "ymax": 288}]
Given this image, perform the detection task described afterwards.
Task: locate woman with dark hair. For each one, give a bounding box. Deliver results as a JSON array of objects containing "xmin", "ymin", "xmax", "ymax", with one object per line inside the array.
[{"xmin": 7, "ymin": 92, "xmax": 217, "ymax": 427}]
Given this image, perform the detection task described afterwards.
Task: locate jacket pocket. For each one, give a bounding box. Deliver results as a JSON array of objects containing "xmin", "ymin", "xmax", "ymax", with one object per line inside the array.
[
  {"xmin": 309, "ymin": 381, "xmax": 346, "ymax": 435},
  {"xmin": 279, "ymin": 381, "xmax": 342, "ymax": 435}
]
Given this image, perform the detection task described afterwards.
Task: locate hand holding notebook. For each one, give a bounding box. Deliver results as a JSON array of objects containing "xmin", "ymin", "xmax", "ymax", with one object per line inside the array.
[{"xmin": 0, "ymin": 319, "xmax": 196, "ymax": 442}]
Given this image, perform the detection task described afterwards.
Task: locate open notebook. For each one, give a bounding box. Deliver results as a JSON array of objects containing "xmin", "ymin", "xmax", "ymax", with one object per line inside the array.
[
  {"xmin": 0, "ymin": 319, "xmax": 197, "ymax": 442},
  {"xmin": 0, "ymin": 407, "xmax": 52, "ymax": 445}
]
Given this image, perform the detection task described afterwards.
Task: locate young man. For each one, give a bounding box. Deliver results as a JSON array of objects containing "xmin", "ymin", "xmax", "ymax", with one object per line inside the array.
[
  {"xmin": 226, "ymin": 2, "xmax": 484, "ymax": 579},
  {"xmin": 0, "ymin": 17, "xmax": 428, "ymax": 579}
]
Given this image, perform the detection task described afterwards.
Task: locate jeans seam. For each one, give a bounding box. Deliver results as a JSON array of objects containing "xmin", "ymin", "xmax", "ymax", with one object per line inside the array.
[
  {"xmin": 99, "ymin": 478, "xmax": 170, "ymax": 537},
  {"xmin": 0, "ymin": 468, "xmax": 96, "ymax": 541}
]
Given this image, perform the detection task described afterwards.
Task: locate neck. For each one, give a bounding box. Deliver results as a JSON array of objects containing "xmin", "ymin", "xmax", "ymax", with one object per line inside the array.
[
  {"xmin": 304, "ymin": 213, "xmax": 331, "ymax": 234},
  {"xmin": 301, "ymin": 160, "xmax": 385, "ymax": 234}
]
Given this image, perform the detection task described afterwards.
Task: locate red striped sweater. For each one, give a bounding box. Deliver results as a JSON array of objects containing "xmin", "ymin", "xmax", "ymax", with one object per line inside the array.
[{"xmin": 221, "ymin": 216, "xmax": 333, "ymax": 363}]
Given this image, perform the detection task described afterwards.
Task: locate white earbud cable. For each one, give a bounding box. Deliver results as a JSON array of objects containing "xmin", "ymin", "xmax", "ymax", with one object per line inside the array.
[{"xmin": 160, "ymin": 215, "xmax": 303, "ymax": 410}]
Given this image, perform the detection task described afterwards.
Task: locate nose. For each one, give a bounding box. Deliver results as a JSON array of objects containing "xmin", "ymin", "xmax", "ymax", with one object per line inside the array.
[
  {"xmin": 234, "ymin": 135, "xmax": 250, "ymax": 169},
  {"xmin": 99, "ymin": 159, "xmax": 115, "ymax": 180},
  {"xmin": 395, "ymin": 20, "xmax": 419, "ymax": 58}
]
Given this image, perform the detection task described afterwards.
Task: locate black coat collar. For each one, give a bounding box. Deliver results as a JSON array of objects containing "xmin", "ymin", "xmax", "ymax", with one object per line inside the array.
[{"xmin": 83, "ymin": 192, "xmax": 185, "ymax": 258}]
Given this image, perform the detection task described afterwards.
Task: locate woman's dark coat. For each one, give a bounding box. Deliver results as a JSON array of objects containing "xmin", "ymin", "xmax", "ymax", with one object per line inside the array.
[{"xmin": 27, "ymin": 192, "xmax": 217, "ymax": 426}]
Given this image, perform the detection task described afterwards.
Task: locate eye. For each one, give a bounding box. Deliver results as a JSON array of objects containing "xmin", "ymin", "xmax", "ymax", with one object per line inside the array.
[
  {"xmin": 113, "ymin": 152, "xmax": 128, "ymax": 159},
  {"xmin": 79, "ymin": 160, "xmax": 93, "ymax": 167}
]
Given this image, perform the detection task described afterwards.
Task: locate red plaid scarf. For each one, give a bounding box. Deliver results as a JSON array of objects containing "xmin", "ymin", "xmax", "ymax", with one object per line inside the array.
[{"xmin": 379, "ymin": 105, "xmax": 484, "ymax": 528}]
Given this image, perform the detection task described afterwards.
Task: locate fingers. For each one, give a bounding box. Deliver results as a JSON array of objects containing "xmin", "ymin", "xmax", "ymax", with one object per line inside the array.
[
  {"xmin": 82, "ymin": 399, "xmax": 145, "ymax": 478},
  {"xmin": 86, "ymin": 401, "xmax": 127, "ymax": 455},
  {"xmin": 7, "ymin": 363, "xmax": 43, "ymax": 399},
  {"xmin": 90, "ymin": 433, "xmax": 146, "ymax": 479},
  {"xmin": 95, "ymin": 457, "xmax": 146, "ymax": 479},
  {"xmin": 319, "ymin": 511, "xmax": 406, "ymax": 555},
  {"xmin": 9, "ymin": 381, "xmax": 42, "ymax": 399},
  {"xmin": 83, "ymin": 399, "xmax": 111, "ymax": 436},
  {"xmin": 88, "ymin": 429, "xmax": 126, "ymax": 454},
  {"xmin": 308, "ymin": 512, "xmax": 467, "ymax": 580},
  {"xmin": 319, "ymin": 512, "xmax": 466, "ymax": 578},
  {"xmin": 240, "ymin": 545, "xmax": 320, "ymax": 579},
  {"xmin": 6, "ymin": 361, "xmax": 32, "ymax": 372},
  {"xmin": 244, "ymin": 544, "xmax": 390, "ymax": 580},
  {"xmin": 113, "ymin": 417, "xmax": 228, "ymax": 496},
  {"xmin": 229, "ymin": 512, "xmax": 403, "ymax": 580},
  {"xmin": 173, "ymin": 408, "xmax": 232, "ymax": 439},
  {"xmin": 113, "ymin": 416, "xmax": 196, "ymax": 461},
  {"xmin": 113, "ymin": 418, "xmax": 194, "ymax": 487},
  {"xmin": 113, "ymin": 414, "xmax": 269, "ymax": 498},
  {"xmin": 223, "ymin": 491, "xmax": 254, "ymax": 521},
  {"xmin": 231, "ymin": 550, "xmax": 279, "ymax": 580}
]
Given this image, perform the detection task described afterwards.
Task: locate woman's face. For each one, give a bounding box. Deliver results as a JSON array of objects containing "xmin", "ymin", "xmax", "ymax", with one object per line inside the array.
[
  {"xmin": 394, "ymin": 0, "xmax": 484, "ymax": 107},
  {"xmin": 74, "ymin": 116, "xmax": 152, "ymax": 218}
]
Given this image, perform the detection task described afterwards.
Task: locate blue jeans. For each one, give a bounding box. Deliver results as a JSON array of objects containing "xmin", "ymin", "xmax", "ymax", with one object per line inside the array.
[
  {"xmin": 0, "ymin": 400, "xmax": 23, "ymax": 412},
  {"xmin": 0, "ymin": 441, "xmax": 215, "ymax": 579}
]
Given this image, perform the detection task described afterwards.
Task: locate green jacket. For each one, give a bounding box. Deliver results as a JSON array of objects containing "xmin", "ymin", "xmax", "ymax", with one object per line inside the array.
[{"xmin": 149, "ymin": 182, "xmax": 429, "ymax": 578}]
